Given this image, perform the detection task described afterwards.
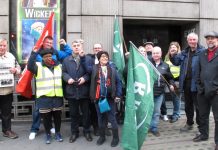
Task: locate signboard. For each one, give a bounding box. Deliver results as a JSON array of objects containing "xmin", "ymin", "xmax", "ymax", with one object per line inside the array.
[
  {"xmin": 17, "ymin": 0, "xmax": 60, "ymax": 63},
  {"xmin": 0, "ymin": 63, "xmax": 14, "ymax": 87}
]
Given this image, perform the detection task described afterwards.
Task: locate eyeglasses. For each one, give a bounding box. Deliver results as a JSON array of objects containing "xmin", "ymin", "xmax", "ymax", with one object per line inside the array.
[{"xmin": 100, "ymin": 55, "xmax": 108, "ymax": 58}]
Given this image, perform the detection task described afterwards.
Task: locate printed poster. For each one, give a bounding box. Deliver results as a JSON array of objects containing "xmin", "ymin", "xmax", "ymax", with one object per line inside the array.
[
  {"xmin": 0, "ymin": 63, "xmax": 14, "ymax": 87},
  {"xmin": 17, "ymin": 0, "xmax": 60, "ymax": 63}
]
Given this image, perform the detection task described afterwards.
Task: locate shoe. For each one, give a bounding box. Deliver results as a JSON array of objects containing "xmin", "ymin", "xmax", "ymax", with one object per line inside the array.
[
  {"xmin": 215, "ymin": 144, "xmax": 218, "ymax": 150},
  {"xmin": 180, "ymin": 124, "xmax": 193, "ymax": 132},
  {"xmin": 55, "ymin": 132, "xmax": 63, "ymax": 142},
  {"xmin": 3, "ymin": 130, "xmax": 18, "ymax": 139},
  {"xmin": 84, "ymin": 133, "xmax": 92, "ymax": 142},
  {"xmin": 69, "ymin": 134, "xmax": 78, "ymax": 143},
  {"xmin": 50, "ymin": 128, "xmax": 55, "ymax": 134},
  {"xmin": 150, "ymin": 130, "xmax": 160, "ymax": 137},
  {"xmin": 111, "ymin": 138, "xmax": 119, "ymax": 147},
  {"xmin": 96, "ymin": 136, "xmax": 105, "ymax": 145},
  {"xmin": 45, "ymin": 134, "xmax": 52, "ymax": 144},
  {"xmin": 29, "ymin": 132, "xmax": 37, "ymax": 140},
  {"xmin": 162, "ymin": 115, "xmax": 169, "ymax": 121},
  {"xmin": 193, "ymin": 134, "xmax": 208, "ymax": 142},
  {"xmin": 111, "ymin": 129, "xmax": 119, "ymax": 147},
  {"xmin": 105, "ymin": 128, "xmax": 111, "ymax": 136},
  {"xmin": 97, "ymin": 128, "xmax": 106, "ymax": 145},
  {"xmin": 170, "ymin": 117, "xmax": 178, "ymax": 123}
]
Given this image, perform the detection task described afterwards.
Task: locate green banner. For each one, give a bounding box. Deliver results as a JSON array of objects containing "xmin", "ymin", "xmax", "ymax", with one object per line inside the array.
[
  {"xmin": 17, "ymin": 0, "xmax": 60, "ymax": 63},
  {"xmin": 121, "ymin": 42, "xmax": 159, "ymax": 150},
  {"xmin": 113, "ymin": 16, "xmax": 125, "ymax": 85}
]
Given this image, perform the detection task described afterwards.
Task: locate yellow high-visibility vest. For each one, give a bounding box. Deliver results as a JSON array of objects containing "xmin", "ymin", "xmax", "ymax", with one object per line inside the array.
[
  {"xmin": 165, "ymin": 60, "xmax": 180, "ymax": 78},
  {"xmin": 35, "ymin": 62, "xmax": 63, "ymax": 98}
]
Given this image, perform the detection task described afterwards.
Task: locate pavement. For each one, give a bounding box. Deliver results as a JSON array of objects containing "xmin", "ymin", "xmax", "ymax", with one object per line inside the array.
[{"xmin": 0, "ymin": 101, "xmax": 216, "ymax": 150}]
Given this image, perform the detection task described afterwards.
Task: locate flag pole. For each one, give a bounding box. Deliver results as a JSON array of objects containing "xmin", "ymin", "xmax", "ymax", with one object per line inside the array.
[{"xmin": 122, "ymin": 34, "xmax": 128, "ymax": 53}]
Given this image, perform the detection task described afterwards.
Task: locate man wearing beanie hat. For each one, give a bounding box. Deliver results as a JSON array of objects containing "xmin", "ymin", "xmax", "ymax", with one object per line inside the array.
[
  {"xmin": 27, "ymin": 46, "xmax": 64, "ymax": 144},
  {"xmin": 39, "ymin": 48, "xmax": 53, "ymax": 56},
  {"xmin": 194, "ymin": 31, "xmax": 218, "ymax": 150}
]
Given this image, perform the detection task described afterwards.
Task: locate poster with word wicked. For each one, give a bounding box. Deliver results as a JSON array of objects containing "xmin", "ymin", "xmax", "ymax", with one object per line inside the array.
[{"xmin": 17, "ymin": 0, "xmax": 60, "ymax": 63}]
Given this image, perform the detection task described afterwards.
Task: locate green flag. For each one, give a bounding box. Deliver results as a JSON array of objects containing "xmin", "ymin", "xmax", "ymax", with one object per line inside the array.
[
  {"xmin": 113, "ymin": 16, "xmax": 125, "ymax": 84},
  {"xmin": 121, "ymin": 42, "xmax": 159, "ymax": 150}
]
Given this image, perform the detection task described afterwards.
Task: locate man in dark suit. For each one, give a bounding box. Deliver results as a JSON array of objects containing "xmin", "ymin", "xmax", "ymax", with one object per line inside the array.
[{"xmin": 193, "ymin": 31, "xmax": 218, "ymax": 150}]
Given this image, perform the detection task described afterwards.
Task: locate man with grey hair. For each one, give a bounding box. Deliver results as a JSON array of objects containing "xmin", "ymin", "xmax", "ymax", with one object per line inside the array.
[
  {"xmin": 194, "ymin": 31, "xmax": 218, "ymax": 149},
  {"xmin": 149, "ymin": 46, "xmax": 175, "ymax": 137},
  {"xmin": 0, "ymin": 38, "xmax": 20, "ymax": 139},
  {"xmin": 62, "ymin": 39, "xmax": 92, "ymax": 143},
  {"xmin": 170, "ymin": 32, "xmax": 205, "ymax": 133}
]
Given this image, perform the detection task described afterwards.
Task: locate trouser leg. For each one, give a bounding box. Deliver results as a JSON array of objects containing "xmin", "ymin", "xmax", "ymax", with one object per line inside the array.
[
  {"xmin": 41, "ymin": 112, "xmax": 52, "ymax": 134},
  {"xmin": 52, "ymin": 110, "xmax": 62, "ymax": 133},
  {"xmin": 0, "ymin": 94, "xmax": 13, "ymax": 132}
]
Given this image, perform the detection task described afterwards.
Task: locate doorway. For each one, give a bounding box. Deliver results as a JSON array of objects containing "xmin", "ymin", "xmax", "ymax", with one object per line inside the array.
[{"xmin": 123, "ymin": 19, "xmax": 199, "ymax": 57}]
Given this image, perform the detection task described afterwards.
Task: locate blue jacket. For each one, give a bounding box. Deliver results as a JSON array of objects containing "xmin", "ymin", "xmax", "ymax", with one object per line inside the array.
[
  {"xmin": 170, "ymin": 44, "xmax": 205, "ymax": 92},
  {"xmin": 36, "ymin": 44, "xmax": 72, "ymax": 63}
]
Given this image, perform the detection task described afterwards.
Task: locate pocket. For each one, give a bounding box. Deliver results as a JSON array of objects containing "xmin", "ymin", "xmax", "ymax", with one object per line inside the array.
[
  {"xmin": 204, "ymin": 81, "xmax": 216, "ymax": 98},
  {"xmin": 212, "ymin": 81, "xmax": 218, "ymax": 95}
]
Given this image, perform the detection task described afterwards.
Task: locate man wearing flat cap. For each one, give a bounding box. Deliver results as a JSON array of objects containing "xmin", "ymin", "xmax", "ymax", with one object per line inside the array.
[
  {"xmin": 143, "ymin": 41, "xmax": 154, "ymax": 60},
  {"xmin": 194, "ymin": 31, "xmax": 218, "ymax": 150}
]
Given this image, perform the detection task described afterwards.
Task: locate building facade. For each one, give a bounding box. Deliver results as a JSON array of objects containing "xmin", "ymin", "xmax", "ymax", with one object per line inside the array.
[{"xmin": 0, "ymin": 0, "xmax": 217, "ymax": 120}]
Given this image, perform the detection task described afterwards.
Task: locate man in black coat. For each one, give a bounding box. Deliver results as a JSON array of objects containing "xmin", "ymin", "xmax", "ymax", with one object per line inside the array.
[{"xmin": 194, "ymin": 31, "xmax": 218, "ymax": 150}]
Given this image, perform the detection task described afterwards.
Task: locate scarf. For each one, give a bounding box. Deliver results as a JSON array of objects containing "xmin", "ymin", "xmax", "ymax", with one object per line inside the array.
[
  {"xmin": 72, "ymin": 53, "xmax": 80, "ymax": 69},
  {"xmin": 95, "ymin": 65, "xmax": 111, "ymax": 100}
]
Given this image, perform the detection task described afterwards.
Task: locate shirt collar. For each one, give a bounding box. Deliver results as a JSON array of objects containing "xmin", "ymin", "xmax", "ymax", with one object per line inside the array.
[{"xmin": 0, "ymin": 52, "xmax": 8, "ymax": 59}]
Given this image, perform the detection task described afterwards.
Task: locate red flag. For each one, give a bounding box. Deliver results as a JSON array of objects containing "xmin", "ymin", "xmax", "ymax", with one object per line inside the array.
[
  {"xmin": 35, "ymin": 12, "xmax": 54, "ymax": 49},
  {"xmin": 16, "ymin": 67, "xmax": 33, "ymax": 98},
  {"xmin": 16, "ymin": 12, "xmax": 55, "ymax": 98}
]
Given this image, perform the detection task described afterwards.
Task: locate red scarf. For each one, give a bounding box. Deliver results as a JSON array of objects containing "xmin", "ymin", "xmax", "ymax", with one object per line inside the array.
[
  {"xmin": 208, "ymin": 47, "xmax": 218, "ymax": 61},
  {"xmin": 95, "ymin": 65, "xmax": 111, "ymax": 100}
]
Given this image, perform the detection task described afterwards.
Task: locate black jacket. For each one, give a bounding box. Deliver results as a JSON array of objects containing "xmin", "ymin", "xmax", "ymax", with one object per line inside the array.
[
  {"xmin": 89, "ymin": 64, "xmax": 122, "ymax": 102},
  {"xmin": 196, "ymin": 47, "xmax": 218, "ymax": 98},
  {"xmin": 151, "ymin": 59, "xmax": 174, "ymax": 96},
  {"xmin": 62, "ymin": 55, "xmax": 90, "ymax": 100}
]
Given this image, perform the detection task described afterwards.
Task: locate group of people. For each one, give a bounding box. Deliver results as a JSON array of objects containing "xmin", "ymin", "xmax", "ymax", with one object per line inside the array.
[
  {"xmin": 139, "ymin": 31, "xmax": 218, "ymax": 150},
  {"xmin": 0, "ymin": 30, "xmax": 218, "ymax": 149},
  {"xmin": 26, "ymin": 36, "xmax": 122, "ymax": 147}
]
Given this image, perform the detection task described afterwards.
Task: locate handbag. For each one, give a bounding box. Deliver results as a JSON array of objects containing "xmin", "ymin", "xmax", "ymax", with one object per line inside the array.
[{"xmin": 98, "ymin": 97, "xmax": 111, "ymax": 113}]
